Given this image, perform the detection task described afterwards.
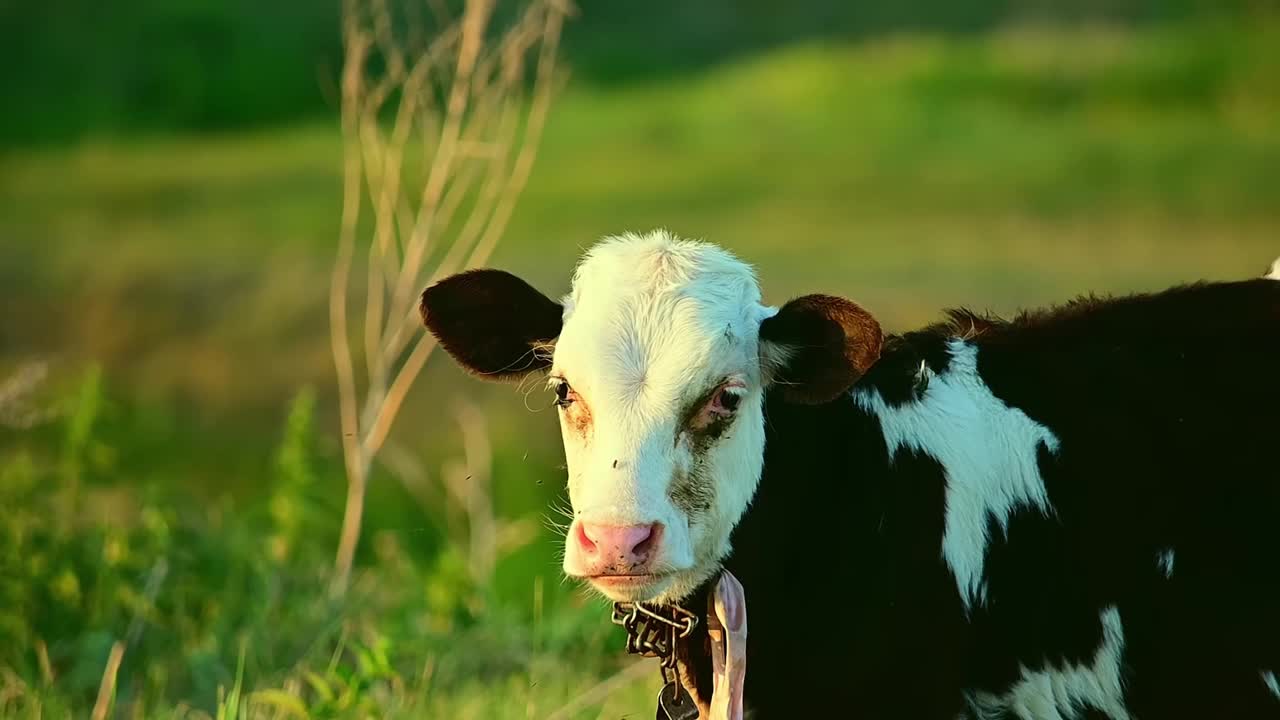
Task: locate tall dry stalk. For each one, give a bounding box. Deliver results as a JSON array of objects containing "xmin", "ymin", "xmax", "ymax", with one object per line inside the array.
[{"xmin": 329, "ymin": 0, "xmax": 569, "ymax": 596}]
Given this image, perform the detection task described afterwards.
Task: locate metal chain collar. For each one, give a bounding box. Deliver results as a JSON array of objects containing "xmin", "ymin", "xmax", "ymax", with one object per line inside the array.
[{"xmin": 610, "ymin": 601, "xmax": 699, "ymax": 684}]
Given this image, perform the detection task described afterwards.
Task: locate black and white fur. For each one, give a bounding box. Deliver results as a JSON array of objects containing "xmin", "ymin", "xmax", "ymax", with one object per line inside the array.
[{"xmin": 422, "ymin": 233, "xmax": 1280, "ymax": 719}]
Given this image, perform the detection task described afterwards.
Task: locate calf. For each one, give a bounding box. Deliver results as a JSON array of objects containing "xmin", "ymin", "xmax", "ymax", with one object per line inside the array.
[{"xmin": 420, "ymin": 231, "xmax": 1280, "ymax": 719}]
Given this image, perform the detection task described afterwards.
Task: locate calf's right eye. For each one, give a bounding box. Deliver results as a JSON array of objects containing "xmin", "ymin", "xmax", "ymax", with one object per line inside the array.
[{"xmin": 554, "ymin": 380, "xmax": 575, "ymax": 407}]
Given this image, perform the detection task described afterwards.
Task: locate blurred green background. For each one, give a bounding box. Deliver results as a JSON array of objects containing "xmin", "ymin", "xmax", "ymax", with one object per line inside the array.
[{"xmin": 2, "ymin": 0, "xmax": 1278, "ymax": 717}]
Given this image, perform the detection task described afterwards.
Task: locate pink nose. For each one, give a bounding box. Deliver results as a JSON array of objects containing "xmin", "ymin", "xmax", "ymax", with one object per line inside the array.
[{"xmin": 575, "ymin": 522, "xmax": 663, "ymax": 572}]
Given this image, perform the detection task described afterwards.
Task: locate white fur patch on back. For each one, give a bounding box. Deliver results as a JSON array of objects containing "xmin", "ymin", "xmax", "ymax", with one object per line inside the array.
[
  {"xmin": 1267, "ymin": 257, "xmax": 1280, "ymax": 280},
  {"xmin": 1263, "ymin": 670, "xmax": 1280, "ymax": 701},
  {"xmin": 853, "ymin": 341, "xmax": 1061, "ymax": 611},
  {"xmin": 1156, "ymin": 548, "xmax": 1175, "ymax": 579},
  {"xmin": 966, "ymin": 606, "xmax": 1130, "ymax": 720}
]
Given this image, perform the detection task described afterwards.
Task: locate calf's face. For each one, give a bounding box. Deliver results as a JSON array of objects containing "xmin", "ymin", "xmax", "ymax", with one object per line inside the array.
[{"xmin": 421, "ymin": 232, "xmax": 882, "ymax": 603}]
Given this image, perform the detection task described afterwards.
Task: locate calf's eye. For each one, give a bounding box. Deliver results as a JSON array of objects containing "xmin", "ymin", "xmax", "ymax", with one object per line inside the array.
[
  {"xmin": 705, "ymin": 384, "xmax": 745, "ymax": 417},
  {"xmin": 688, "ymin": 381, "xmax": 746, "ymax": 432},
  {"xmin": 554, "ymin": 380, "xmax": 575, "ymax": 407},
  {"xmin": 716, "ymin": 388, "xmax": 741, "ymax": 412}
]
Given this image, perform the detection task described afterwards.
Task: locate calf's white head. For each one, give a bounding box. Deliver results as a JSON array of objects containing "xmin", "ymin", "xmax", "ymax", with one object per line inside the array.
[{"xmin": 421, "ymin": 231, "xmax": 882, "ymax": 603}]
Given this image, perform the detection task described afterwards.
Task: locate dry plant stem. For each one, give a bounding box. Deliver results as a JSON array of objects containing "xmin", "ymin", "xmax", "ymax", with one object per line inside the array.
[
  {"xmin": 359, "ymin": 3, "xmax": 565, "ymax": 462},
  {"xmin": 330, "ymin": 6, "xmax": 372, "ymax": 597},
  {"xmin": 90, "ymin": 641, "xmax": 125, "ymax": 720},
  {"xmin": 35, "ymin": 639, "xmax": 53, "ymax": 685},
  {"xmin": 378, "ymin": 5, "xmax": 559, "ymax": 367},
  {"xmin": 330, "ymin": 0, "xmax": 568, "ymax": 597},
  {"xmin": 368, "ymin": 2, "xmax": 536, "ymax": 405},
  {"xmin": 388, "ymin": 0, "xmax": 493, "ymax": 326}
]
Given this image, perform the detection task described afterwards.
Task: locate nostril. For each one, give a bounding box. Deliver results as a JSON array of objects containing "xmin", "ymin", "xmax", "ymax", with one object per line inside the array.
[
  {"xmin": 575, "ymin": 522, "xmax": 598, "ymax": 553},
  {"xmin": 632, "ymin": 523, "xmax": 663, "ymax": 561}
]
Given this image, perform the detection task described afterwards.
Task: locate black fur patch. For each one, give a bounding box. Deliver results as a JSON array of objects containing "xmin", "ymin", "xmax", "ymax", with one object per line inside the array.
[
  {"xmin": 668, "ymin": 384, "xmax": 736, "ymax": 519},
  {"xmin": 672, "ymin": 277, "xmax": 1280, "ymax": 719},
  {"xmin": 669, "ymin": 464, "xmax": 714, "ymax": 518}
]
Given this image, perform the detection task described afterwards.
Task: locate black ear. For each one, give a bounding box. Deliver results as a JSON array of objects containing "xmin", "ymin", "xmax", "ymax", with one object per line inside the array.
[
  {"xmin": 759, "ymin": 294, "xmax": 883, "ymax": 404},
  {"xmin": 420, "ymin": 269, "xmax": 563, "ymax": 380}
]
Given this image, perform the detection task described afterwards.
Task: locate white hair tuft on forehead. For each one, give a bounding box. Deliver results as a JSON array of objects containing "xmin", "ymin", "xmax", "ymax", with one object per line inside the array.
[{"xmin": 563, "ymin": 229, "xmax": 763, "ymax": 317}]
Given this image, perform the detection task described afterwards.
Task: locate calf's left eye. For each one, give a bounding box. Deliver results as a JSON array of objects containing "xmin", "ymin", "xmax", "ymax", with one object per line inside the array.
[
  {"xmin": 715, "ymin": 388, "xmax": 741, "ymax": 413},
  {"xmin": 689, "ymin": 382, "xmax": 747, "ymax": 431}
]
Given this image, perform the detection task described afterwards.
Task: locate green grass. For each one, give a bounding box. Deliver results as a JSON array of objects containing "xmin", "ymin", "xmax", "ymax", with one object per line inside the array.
[{"xmin": 2, "ymin": 18, "xmax": 1279, "ymax": 717}]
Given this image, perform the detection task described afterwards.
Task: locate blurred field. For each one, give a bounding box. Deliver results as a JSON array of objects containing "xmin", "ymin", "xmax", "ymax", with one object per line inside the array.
[{"xmin": 2, "ymin": 17, "xmax": 1279, "ymax": 718}]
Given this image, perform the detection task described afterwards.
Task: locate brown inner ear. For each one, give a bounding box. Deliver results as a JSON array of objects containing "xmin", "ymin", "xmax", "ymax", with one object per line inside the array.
[
  {"xmin": 420, "ymin": 268, "xmax": 563, "ymax": 380},
  {"xmin": 759, "ymin": 294, "xmax": 883, "ymax": 404}
]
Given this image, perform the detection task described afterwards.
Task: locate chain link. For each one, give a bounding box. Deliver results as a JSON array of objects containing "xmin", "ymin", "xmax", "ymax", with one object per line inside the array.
[{"xmin": 611, "ymin": 602, "xmax": 699, "ymax": 683}]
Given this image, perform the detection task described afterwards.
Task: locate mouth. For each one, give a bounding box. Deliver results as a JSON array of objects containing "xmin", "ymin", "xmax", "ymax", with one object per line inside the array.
[{"xmin": 582, "ymin": 573, "xmax": 673, "ymax": 600}]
